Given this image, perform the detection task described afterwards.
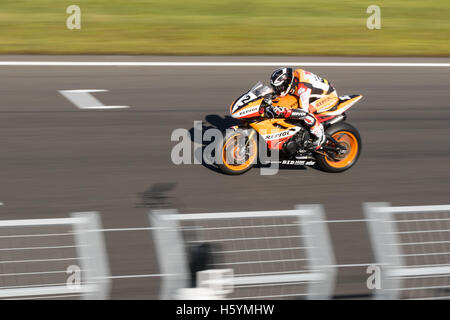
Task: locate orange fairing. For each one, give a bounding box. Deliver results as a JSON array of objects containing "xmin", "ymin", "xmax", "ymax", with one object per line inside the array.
[
  {"xmin": 229, "ymin": 99, "xmax": 237, "ymax": 114},
  {"xmin": 319, "ymin": 95, "xmax": 363, "ymax": 117},
  {"xmin": 272, "ymin": 95, "xmax": 299, "ymax": 109},
  {"xmin": 231, "ymin": 94, "xmax": 299, "ymax": 119},
  {"xmin": 231, "ymin": 98, "xmax": 263, "ymax": 119},
  {"xmin": 250, "ymin": 119, "xmax": 300, "ymax": 150}
]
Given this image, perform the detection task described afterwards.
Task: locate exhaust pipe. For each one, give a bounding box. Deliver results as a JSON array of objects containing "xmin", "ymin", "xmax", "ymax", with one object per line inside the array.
[{"xmin": 327, "ymin": 115, "xmax": 345, "ymax": 125}]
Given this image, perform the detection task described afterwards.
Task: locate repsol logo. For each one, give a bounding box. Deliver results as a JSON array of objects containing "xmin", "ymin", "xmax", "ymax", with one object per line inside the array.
[
  {"xmin": 263, "ymin": 129, "xmax": 296, "ymax": 140},
  {"xmin": 235, "ymin": 106, "xmax": 259, "ymax": 116}
]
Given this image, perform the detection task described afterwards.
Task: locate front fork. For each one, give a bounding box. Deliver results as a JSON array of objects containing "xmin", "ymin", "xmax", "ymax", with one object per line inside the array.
[
  {"xmin": 229, "ymin": 125, "xmax": 256, "ymax": 156},
  {"xmin": 246, "ymin": 130, "xmax": 256, "ymax": 147}
]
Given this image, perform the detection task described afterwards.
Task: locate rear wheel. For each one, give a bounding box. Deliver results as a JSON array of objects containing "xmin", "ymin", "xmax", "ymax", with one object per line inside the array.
[
  {"xmin": 217, "ymin": 130, "xmax": 258, "ymax": 175},
  {"xmin": 316, "ymin": 122, "xmax": 361, "ymax": 173}
]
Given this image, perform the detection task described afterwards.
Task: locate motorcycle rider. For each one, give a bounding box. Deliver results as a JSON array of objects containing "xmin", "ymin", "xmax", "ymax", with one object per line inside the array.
[{"xmin": 260, "ymin": 67, "xmax": 339, "ymax": 150}]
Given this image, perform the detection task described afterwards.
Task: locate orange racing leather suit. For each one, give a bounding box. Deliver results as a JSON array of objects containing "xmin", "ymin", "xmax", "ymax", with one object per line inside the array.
[{"xmin": 262, "ymin": 69, "xmax": 339, "ymax": 149}]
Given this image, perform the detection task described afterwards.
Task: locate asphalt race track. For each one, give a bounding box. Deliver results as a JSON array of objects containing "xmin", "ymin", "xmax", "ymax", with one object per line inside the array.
[{"xmin": 0, "ymin": 56, "xmax": 449, "ymax": 298}]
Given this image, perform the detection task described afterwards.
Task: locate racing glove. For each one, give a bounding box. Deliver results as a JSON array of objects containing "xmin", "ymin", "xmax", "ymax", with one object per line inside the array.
[
  {"xmin": 259, "ymin": 105, "xmax": 293, "ymax": 118},
  {"xmin": 259, "ymin": 106, "xmax": 284, "ymax": 118}
]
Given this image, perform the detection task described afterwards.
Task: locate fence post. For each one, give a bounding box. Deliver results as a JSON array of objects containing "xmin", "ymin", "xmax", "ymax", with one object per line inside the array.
[
  {"xmin": 297, "ymin": 205, "xmax": 336, "ymax": 299},
  {"xmin": 363, "ymin": 202, "xmax": 403, "ymax": 299},
  {"xmin": 72, "ymin": 212, "xmax": 111, "ymax": 300},
  {"xmin": 150, "ymin": 207, "xmax": 336, "ymax": 299},
  {"xmin": 149, "ymin": 209, "xmax": 189, "ymax": 300}
]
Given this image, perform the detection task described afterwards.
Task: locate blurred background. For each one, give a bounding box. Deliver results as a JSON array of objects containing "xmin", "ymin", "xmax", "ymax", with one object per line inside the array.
[
  {"xmin": 1, "ymin": 0, "xmax": 450, "ymax": 55},
  {"xmin": 0, "ymin": 0, "xmax": 449, "ymax": 300}
]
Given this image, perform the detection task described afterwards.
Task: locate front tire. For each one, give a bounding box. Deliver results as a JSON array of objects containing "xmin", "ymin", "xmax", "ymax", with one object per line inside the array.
[
  {"xmin": 217, "ymin": 129, "xmax": 258, "ymax": 175},
  {"xmin": 316, "ymin": 122, "xmax": 362, "ymax": 173}
]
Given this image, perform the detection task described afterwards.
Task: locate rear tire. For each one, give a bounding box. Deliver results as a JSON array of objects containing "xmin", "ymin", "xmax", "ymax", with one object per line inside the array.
[
  {"xmin": 316, "ymin": 122, "xmax": 362, "ymax": 173},
  {"xmin": 217, "ymin": 129, "xmax": 258, "ymax": 175}
]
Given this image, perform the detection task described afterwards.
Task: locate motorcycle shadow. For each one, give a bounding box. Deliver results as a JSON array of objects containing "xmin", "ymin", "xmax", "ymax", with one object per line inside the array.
[
  {"xmin": 188, "ymin": 115, "xmax": 237, "ymax": 174},
  {"xmin": 189, "ymin": 114, "xmax": 309, "ymax": 175}
]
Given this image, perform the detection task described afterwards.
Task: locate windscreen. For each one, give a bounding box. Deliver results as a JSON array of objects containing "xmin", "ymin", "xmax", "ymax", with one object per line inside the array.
[{"xmin": 249, "ymin": 82, "xmax": 273, "ymax": 98}]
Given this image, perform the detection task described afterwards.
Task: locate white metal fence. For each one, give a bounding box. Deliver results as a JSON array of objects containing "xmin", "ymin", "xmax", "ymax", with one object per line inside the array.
[
  {"xmin": 150, "ymin": 205, "xmax": 336, "ymax": 300},
  {"xmin": 0, "ymin": 212, "xmax": 110, "ymax": 300},
  {"xmin": 364, "ymin": 202, "xmax": 450, "ymax": 300},
  {"xmin": 2, "ymin": 202, "xmax": 449, "ymax": 300}
]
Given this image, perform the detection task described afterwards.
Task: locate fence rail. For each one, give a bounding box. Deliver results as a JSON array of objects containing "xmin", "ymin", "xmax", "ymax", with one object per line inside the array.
[
  {"xmin": 1, "ymin": 202, "xmax": 449, "ymax": 300},
  {"xmin": 0, "ymin": 212, "xmax": 110, "ymax": 300},
  {"xmin": 364, "ymin": 202, "xmax": 450, "ymax": 300},
  {"xmin": 150, "ymin": 205, "xmax": 336, "ymax": 300}
]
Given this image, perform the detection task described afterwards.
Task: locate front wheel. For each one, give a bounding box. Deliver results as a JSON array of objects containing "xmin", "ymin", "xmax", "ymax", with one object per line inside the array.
[
  {"xmin": 217, "ymin": 129, "xmax": 258, "ymax": 175},
  {"xmin": 316, "ymin": 122, "xmax": 362, "ymax": 173}
]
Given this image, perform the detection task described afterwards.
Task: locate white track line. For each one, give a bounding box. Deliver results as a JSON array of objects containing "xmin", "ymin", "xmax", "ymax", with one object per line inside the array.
[
  {"xmin": 59, "ymin": 89, "xmax": 130, "ymax": 110},
  {"xmin": 0, "ymin": 61, "xmax": 450, "ymax": 67}
]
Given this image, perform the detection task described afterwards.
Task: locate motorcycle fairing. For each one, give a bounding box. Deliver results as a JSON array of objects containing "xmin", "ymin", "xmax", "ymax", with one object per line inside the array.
[
  {"xmin": 231, "ymin": 98, "xmax": 263, "ymax": 119},
  {"xmin": 318, "ymin": 95, "xmax": 362, "ymax": 117},
  {"xmin": 231, "ymin": 94, "xmax": 300, "ymax": 120},
  {"xmin": 250, "ymin": 119, "xmax": 301, "ymax": 150}
]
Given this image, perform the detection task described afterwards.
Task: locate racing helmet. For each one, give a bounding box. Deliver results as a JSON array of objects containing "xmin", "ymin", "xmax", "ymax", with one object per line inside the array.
[{"xmin": 270, "ymin": 67, "xmax": 294, "ymax": 96}]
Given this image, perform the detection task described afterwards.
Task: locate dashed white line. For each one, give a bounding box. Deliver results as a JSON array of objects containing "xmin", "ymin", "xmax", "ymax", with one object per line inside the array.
[{"xmin": 59, "ymin": 89, "xmax": 129, "ymax": 110}]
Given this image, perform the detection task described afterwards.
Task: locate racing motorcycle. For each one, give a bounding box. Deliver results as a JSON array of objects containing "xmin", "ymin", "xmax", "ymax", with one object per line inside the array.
[{"xmin": 217, "ymin": 82, "xmax": 362, "ymax": 175}]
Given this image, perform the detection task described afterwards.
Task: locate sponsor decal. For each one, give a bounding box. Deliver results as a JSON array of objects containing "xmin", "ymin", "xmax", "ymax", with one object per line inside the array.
[
  {"xmin": 233, "ymin": 105, "xmax": 260, "ymax": 117},
  {"xmin": 315, "ymin": 95, "xmax": 334, "ymax": 108},
  {"xmin": 281, "ymin": 160, "xmax": 316, "ymax": 166},
  {"xmin": 261, "ymin": 128, "xmax": 300, "ymax": 141}
]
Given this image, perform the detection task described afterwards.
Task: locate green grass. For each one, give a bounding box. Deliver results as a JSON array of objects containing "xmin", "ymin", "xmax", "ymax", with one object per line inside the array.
[{"xmin": 1, "ymin": 0, "xmax": 449, "ymax": 55}]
